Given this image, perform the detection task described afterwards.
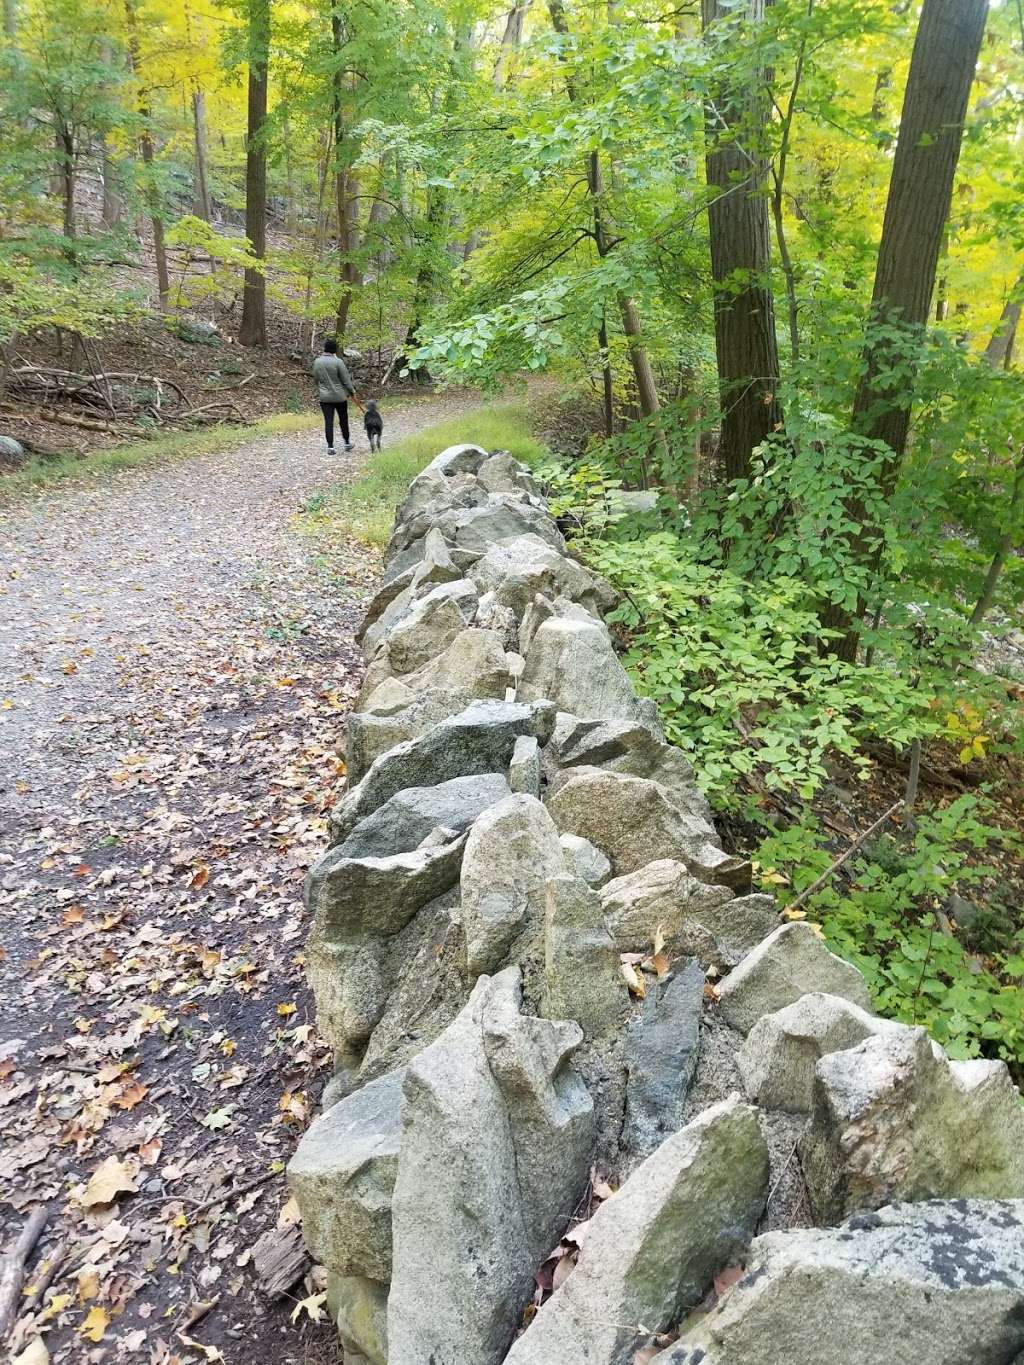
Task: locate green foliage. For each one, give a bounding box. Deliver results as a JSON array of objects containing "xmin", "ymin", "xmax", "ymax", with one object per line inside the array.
[
  {"xmin": 587, "ymin": 529, "xmax": 932, "ymax": 806},
  {"xmin": 756, "ymin": 798, "xmax": 1024, "ymax": 1069}
]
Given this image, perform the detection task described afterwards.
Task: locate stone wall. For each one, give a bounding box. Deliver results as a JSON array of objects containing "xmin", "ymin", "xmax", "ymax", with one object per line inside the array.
[{"xmin": 288, "ymin": 442, "xmax": 1024, "ymax": 1365}]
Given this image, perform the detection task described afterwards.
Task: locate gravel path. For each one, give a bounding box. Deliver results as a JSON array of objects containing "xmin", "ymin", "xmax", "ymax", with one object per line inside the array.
[{"xmin": 0, "ymin": 392, "xmax": 478, "ymax": 1364}]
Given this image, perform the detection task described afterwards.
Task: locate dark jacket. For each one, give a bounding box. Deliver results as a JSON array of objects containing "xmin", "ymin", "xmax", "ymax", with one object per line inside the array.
[{"xmin": 312, "ymin": 353, "xmax": 355, "ymax": 403}]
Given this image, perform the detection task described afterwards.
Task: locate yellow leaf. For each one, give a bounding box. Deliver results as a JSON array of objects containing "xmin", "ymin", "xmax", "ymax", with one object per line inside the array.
[
  {"xmin": 79, "ymin": 1306, "xmax": 109, "ymax": 1342},
  {"xmin": 958, "ymin": 745, "xmax": 974, "ymax": 765},
  {"xmin": 220, "ymin": 1038, "xmax": 237, "ymax": 1057},
  {"xmin": 290, "ymin": 1292, "xmax": 327, "ymax": 1324},
  {"xmin": 77, "ymin": 1269, "xmax": 100, "ymax": 1303},
  {"xmin": 1, "ymin": 698, "xmax": 13, "ymax": 710},
  {"xmin": 782, "ymin": 907, "xmax": 807, "ymax": 921},
  {"xmin": 276, "ymin": 1002, "xmax": 297, "ymax": 1017},
  {"xmin": 651, "ymin": 951, "xmax": 671, "ymax": 978},
  {"xmin": 40, "ymin": 1292, "xmax": 73, "ymax": 1321},
  {"xmin": 82, "ymin": 1154, "xmax": 137, "ymax": 1207}
]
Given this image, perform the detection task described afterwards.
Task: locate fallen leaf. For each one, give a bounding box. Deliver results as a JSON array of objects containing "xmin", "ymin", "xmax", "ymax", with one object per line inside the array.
[
  {"xmin": 82, "ymin": 1154, "xmax": 137, "ymax": 1207},
  {"xmin": 11, "ymin": 1339, "xmax": 48, "ymax": 1365},
  {"xmin": 620, "ymin": 960, "xmax": 646, "ymax": 998},
  {"xmin": 177, "ymin": 1333, "xmax": 225, "ymax": 1362},
  {"xmin": 276, "ymin": 1001, "xmax": 297, "ymax": 1017},
  {"xmin": 79, "ymin": 1305, "xmax": 109, "ymax": 1342},
  {"xmin": 290, "ymin": 1291, "xmax": 327, "ymax": 1324},
  {"xmin": 200, "ymin": 1105, "xmax": 235, "ymax": 1131},
  {"xmin": 190, "ymin": 865, "xmax": 210, "ymax": 890}
]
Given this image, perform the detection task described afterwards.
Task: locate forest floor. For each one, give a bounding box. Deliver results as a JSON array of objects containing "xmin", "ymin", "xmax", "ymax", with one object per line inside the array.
[{"xmin": 0, "ymin": 389, "xmax": 481, "ymax": 1365}]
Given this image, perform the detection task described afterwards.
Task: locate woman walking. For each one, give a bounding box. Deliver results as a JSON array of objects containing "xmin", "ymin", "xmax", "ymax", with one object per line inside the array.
[{"xmin": 312, "ymin": 338, "xmax": 356, "ymax": 454}]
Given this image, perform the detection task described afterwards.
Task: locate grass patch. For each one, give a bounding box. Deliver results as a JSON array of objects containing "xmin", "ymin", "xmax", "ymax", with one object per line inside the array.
[
  {"xmin": 0, "ymin": 411, "xmax": 317, "ymax": 500},
  {"xmin": 307, "ymin": 399, "xmax": 545, "ymax": 548}
]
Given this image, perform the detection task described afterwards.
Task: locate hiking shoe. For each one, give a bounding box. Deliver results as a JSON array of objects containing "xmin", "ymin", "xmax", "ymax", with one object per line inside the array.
[
  {"xmin": 344, "ymin": 442, "xmax": 354, "ymax": 452},
  {"xmin": 327, "ymin": 446, "xmax": 336, "ymax": 456}
]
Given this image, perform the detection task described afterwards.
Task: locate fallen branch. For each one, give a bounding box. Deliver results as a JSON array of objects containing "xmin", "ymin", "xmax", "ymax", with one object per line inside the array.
[
  {"xmin": 0, "ymin": 401, "xmax": 131, "ymax": 436},
  {"xmin": 785, "ymin": 800, "xmax": 901, "ymax": 914},
  {"xmin": 175, "ymin": 401, "xmax": 246, "ymax": 425},
  {"xmin": 206, "ymin": 373, "xmax": 256, "ymax": 392},
  {"xmin": 0, "ymin": 1206, "xmax": 49, "ymax": 1342}
]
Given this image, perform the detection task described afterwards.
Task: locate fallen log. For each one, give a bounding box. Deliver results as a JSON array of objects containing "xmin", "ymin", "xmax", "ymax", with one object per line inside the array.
[{"xmin": 0, "ymin": 1206, "xmax": 49, "ymax": 1342}]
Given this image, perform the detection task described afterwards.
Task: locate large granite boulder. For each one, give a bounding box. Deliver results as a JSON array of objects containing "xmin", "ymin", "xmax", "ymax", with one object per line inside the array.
[
  {"xmin": 801, "ymin": 1025, "xmax": 1024, "ymax": 1222},
  {"xmin": 519, "ymin": 616, "xmax": 646, "ymax": 724},
  {"xmin": 469, "ymin": 533, "xmax": 616, "ymax": 618},
  {"xmin": 503, "ymin": 1096, "xmax": 768, "ymax": 1365},
  {"xmin": 658, "ymin": 1200, "xmax": 1024, "ymax": 1365},
  {"xmin": 339, "ymin": 773, "xmax": 510, "ymax": 859},
  {"xmin": 716, "ymin": 922, "xmax": 872, "ymax": 1034},
  {"xmin": 387, "ymin": 969, "xmax": 593, "ymax": 1365},
  {"xmin": 622, "ymin": 959, "xmax": 705, "ymax": 1163}
]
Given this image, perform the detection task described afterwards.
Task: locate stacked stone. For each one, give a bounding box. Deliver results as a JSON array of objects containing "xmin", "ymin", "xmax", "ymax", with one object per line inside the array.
[{"xmin": 288, "ymin": 444, "xmax": 1024, "ymax": 1365}]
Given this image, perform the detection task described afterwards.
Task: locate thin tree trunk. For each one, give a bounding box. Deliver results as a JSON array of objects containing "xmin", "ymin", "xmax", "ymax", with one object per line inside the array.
[
  {"xmin": 598, "ymin": 313, "xmax": 614, "ymax": 437},
  {"xmin": 3, "ymin": 0, "xmax": 15, "ymax": 40},
  {"xmin": 330, "ymin": 7, "xmax": 360, "ymax": 341},
  {"xmin": 702, "ymin": 0, "xmax": 782, "ymax": 483},
  {"xmin": 239, "ymin": 0, "xmax": 270, "ymax": 347},
  {"xmin": 58, "ymin": 124, "xmax": 75, "ymax": 243},
  {"xmin": 983, "ymin": 276, "xmax": 1022, "ymax": 369},
  {"xmin": 970, "ymin": 447, "xmax": 1024, "ymax": 626},
  {"xmin": 192, "ymin": 89, "xmax": 213, "ymax": 221},
  {"xmin": 124, "ymin": 0, "xmax": 170, "ymax": 308},
  {"xmin": 493, "ymin": 0, "xmax": 530, "ymax": 85},
  {"xmin": 770, "ymin": 0, "xmax": 812, "ymax": 363},
  {"xmin": 99, "ymin": 41, "xmax": 122, "ymax": 227}
]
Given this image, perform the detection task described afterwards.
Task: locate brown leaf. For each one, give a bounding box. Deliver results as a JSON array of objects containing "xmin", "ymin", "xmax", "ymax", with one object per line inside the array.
[
  {"xmin": 620, "ymin": 961, "xmax": 646, "ymax": 998},
  {"xmin": 190, "ymin": 865, "xmax": 210, "ymax": 889},
  {"xmin": 82, "ymin": 1154, "xmax": 137, "ymax": 1207}
]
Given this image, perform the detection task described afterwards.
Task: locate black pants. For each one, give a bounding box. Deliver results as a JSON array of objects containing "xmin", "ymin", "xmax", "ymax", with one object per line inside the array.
[{"xmin": 320, "ymin": 401, "xmax": 349, "ymax": 448}]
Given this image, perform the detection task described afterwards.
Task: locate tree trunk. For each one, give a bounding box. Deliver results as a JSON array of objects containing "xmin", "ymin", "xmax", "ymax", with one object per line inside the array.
[
  {"xmin": 124, "ymin": 0, "xmax": 170, "ymax": 308},
  {"xmin": 3, "ymin": 0, "xmax": 15, "ymax": 40},
  {"xmin": 493, "ymin": 1, "xmax": 530, "ymax": 86},
  {"xmin": 983, "ymin": 276, "xmax": 1022, "ymax": 369},
  {"xmin": 192, "ymin": 89, "xmax": 213, "ymax": 221},
  {"xmin": 851, "ymin": 0, "xmax": 989, "ymax": 476},
  {"xmin": 598, "ymin": 313, "xmax": 614, "ymax": 438},
  {"xmin": 58, "ymin": 124, "xmax": 75, "ymax": 243},
  {"xmin": 330, "ymin": 7, "xmax": 361, "ymax": 341},
  {"xmin": 239, "ymin": 0, "xmax": 270, "ymax": 348},
  {"xmin": 970, "ymin": 446, "xmax": 1024, "ymax": 626},
  {"xmin": 701, "ymin": 0, "xmax": 782, "ymax": 483},
  {"xmin": 824, "ymin": 0, "xmax": 989, "ymax": 660}
]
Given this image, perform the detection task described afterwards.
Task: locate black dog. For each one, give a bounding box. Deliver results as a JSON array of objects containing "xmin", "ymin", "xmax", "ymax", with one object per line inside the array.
[{"xmin": 363, "ymin": 400, "xmax": 383, "ymax": 451}]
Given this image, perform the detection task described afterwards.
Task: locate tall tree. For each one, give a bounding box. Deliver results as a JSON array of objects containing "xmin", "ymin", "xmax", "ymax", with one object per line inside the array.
[
  {"xmin": 851, "ymin": 0, "xmax": 989, "ymax": 473},
  {"xmin": 124, "ymin": 0, "xmax": 170, "ymax": 307},
  {"xmin": 239, "ymin": 0, "xmax": 270, "ymax": 347},
  {"xmin": 984, "ymin": 275, "xmax": 1022, "ymax": 370},
  {"xmin": 701, "ymin": 0, "xmax": 781, "ymax": 483}
]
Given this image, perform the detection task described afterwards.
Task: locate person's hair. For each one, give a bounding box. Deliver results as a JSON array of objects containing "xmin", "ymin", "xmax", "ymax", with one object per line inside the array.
[{"xmin": 323, "ymin": 338, "xmax": 338, "ymax": 353}]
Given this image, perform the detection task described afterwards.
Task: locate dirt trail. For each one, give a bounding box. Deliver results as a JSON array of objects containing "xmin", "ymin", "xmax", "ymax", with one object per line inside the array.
[{"xmin": 0, "ymin": 393, "xmax": 478, "ymax": 1365}]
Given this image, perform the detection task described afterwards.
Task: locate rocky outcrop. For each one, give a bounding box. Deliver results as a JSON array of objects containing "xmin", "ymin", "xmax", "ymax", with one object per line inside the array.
[{"xmin": 289, "ymin": 440, "xmax": 1024, "ymax": 1363}]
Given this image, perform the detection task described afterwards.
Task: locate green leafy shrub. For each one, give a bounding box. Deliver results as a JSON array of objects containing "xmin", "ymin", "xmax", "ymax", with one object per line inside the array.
[{"xmin": 756, "ymin": 797, "xmax": 1024, "ymax": 1070}]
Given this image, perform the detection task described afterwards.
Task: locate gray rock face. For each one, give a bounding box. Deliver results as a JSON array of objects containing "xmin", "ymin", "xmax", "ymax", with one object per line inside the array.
[
  {"xmin": 335, "ymin": 700, "xmax": 554, "ymax": 839},
  {"xmin": 0, "ymin": 435, "xmax": 26, "ymax": 466},
  {"xmin": 504, "ymin": 1097, "xmax": 769, "ymax": 1365},
  {"xmin": 380, "ymin": 578, "xmax": 479, "ymax": 675},
  {"xmin": 622, "ymin": 960, "xmax": 704, "ymax": 1163},
  {"xmin": 477, "ymin": 451, "xmax": 540, "ymax": 496},
  {"xmin": 287, "ymin": 1068, "xmax": 404, "ymax": 1282},
  {"xmin": 659, "ymin": 1200, "xmax": 1024, "ymax": 1365},
  {"xmin": 387, "ymin": 969, "xmax": 593, "ymax": 1365},
  {"xmin": 520, "ymin": 616, "xmax": 646, "ymax": 724},
  {"xmin": 405, "ymin": 627, "xmax": 515, "ymax": 699},
  {"xmin": 437, "ymin": 498, "xmax": 567, "ymax": 555},
  {"xmin": 542, "ymin": 874, "xmax": 624, "ymax": 1040},
  {"xmin": 329, "ymin": 1275, "xmax": 387, "ymax": 1365},
  {"xmin": 600, "ymin": 859, "xmax": 733, "ymax": 952},
  {"xmin": 801, "ymin": 1025, "xmax": 1024, "ymax": 1222},
  {"xmin": 461, "ymin": 795, "xmax": 567, "ymax": 976},
  {"xmin": 549, "ymin": 717, "xmax": 711, "ymax": 824},
  {"xmin": 508, "ymin": 734, "xmax": 541, "ymax": 796},
  {"xmin": 469, "ymin": 534, "xmax": 616, "ymax": 618},
  {"xmin": 346, "ymin": 687, "xmax": 483, "ymax": 784},
  {"xmin": 339, "ymin": 774, "xmax": 510, "ymax": 859},
  {"xmin": 559, "ymin": 833, "xmax": 612, "ymax": 887},
  {"xmin": 737, "ymin": 991, "xmax": 895, "ymax": 1113},
  {"xmin": 716, "ymin": 922, "xmax": 872, "ymax": 1035},
  {"xmin": 306, "ymin": 836, "xmax": 465, "ymax": 939},
  {"xmin": 546, "ymin": 769, "xmax": 717, "ymax": 878},
  {"xmin": 423, "ymin": 441, "xmax": 490, "ymax": 477}
]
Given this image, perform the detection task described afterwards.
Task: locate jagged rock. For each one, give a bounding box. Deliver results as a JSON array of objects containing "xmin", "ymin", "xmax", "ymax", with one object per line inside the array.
[
  {"xmin": 716, "ymin": 922, "xmax": 872, "ymax": 1035},
  {"xmin": 334, "ymin": 700, "xmax": 555, "ymax": 839},
  {"xmin": 737, "ymin": 991, "xmax": 897, "ymax": 1113},
  {"xmin": 559, "ymin": 833, "xmax": 612, "ymax": 887},
  {"xmin": 328, "ymin": 1275, "xmax": 387, "ymax": 1365},
  {"xmin": 658, "ymin": 1200, "xmax": 1024, "ymax": 1365},
  {"xmin": 685, "ymin": 842, "xmax": 753, "ymax": 894},
  {"xmin": 306, "ymin": 835, "xmax": 465, "ymax": 938},
  {"xmin": 423, "ymin": 441, "xmax": 490, "ymax": 477},
  {"xmin": 380, "ymin": 578, "xmax": 478, "ymax": 674},
  {"xmin": 346, "ymin": 688, "xmax": 482, "ymax": 785},
  {"xmin": 387, "ymin": 968, "xmax": 593, "ymax": 1365},
  {"xmin": 360, "ymin": 550, "xmax": 465, "ymax": 659},
  {"xmin": 436, "ymin": 498, "xmax": 567, "ymax": 556},
  {"xmin": 339, "ymin": 774, "xmax": 510, "ymax": 859},
  {"xmin": 307, "ymin": 935, "xmax": 387, "ymax": 1051},
  {"xmin": 542, "ymin": 874, "xmax": 624, "ymax": 1039},
  {"xmin": 381, "ymin": 531, "xmax": 480, "ymax": 586},
  {"xmin": 287, "ymin": 1069, "xmax": 403, "ymax": 1282},
  {"xmin": 461, "ymin": 795, "xmax": 567, "ymax": 975},
  {"xmin": 549, "ymin": 717, "xmax": 711, "ymax": 824},
  {"xmin": 519, "ymin": 616, "xmax": 646, "ymax": 724},
  {"xmin": 406, "ymin": 628, "xmax": 516, "ymax": 699},
  {"xmin": 468, "ymin": 533, "xmax": 616, "ymax": 618},
  {"xmin": 546, "ymin": 769, "xmax": 717, "ymax": 878},
  {"xmin": 801, "ymin": 1025, "xmax": 1024, "ymax": 1222},
  {"xmin": 477, "ymin": 450, "xmax": 540, "ymax": 496},
  {"xmin": 600, "ymin": 859, "xmax": 733, "ymax": 952},
  {"xmin": 622, "ymin": 959, "xmax": 704, "ymax": 1162},
  {"xmin": 509, "ymin": 734, "xmax": 541, "ymax": 796},
  {"xmin": 504, "ymin": 1096, "xmax": 769, "ymax": 1365}
]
